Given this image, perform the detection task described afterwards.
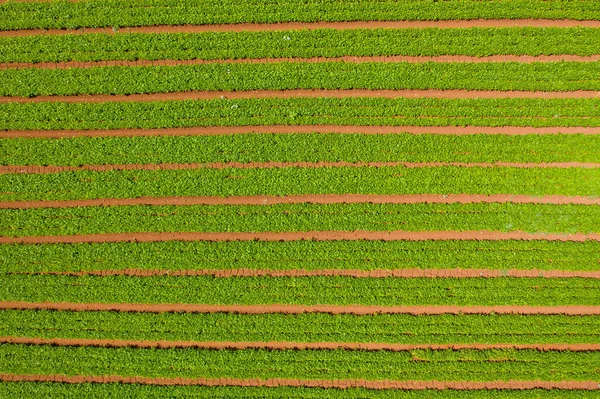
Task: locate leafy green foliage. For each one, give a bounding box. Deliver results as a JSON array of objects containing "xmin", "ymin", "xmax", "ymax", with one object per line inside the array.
[
  {"xmin": 3, "ymin": 61, "xmax": 600, "ymax": 96},
  {"xmin": 3, "ymin": 133, "xmax": 600, "ymax": 165},
  {"xmin": 2, "ymin": 0, "xmax": 600, "ymax": 30},
  {"xmin": 3, "ymin": 27, "xmax": 600, "ymax": 63},
  {"xmin": 3, "ymin": 274, "xmax": 600, "ymax": 306},
  {"xmin": 3, "ymin": 310, "xmax": 600, "ymax": 344},
  {"xmin": 2, "ymin": 240, "xmax": 599, "ymax": 273},
  {"xmin": 0, "ymin": 202, "xmax": 597, "ymax": 237}
]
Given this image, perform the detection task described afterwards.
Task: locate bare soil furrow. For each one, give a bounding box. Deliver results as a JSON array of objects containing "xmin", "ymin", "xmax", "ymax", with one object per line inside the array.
[
  {"xmin": 2, "ymin": 194, "xmax": 598, "ymax": 209},
  {"xmin": 12, "ymin": 268, "xmax": 600, "ymax": 278},
  {"xmin": 4, "ymin": 54, "xmax": 600, "ymax": 70},
  {"xmin": 3, "ymin": 89, "xmax": 600, "ymax": 104},
  {"xmin": 1, "ymin": 231, "xmax": 599, "ymax": 245},
  {"xmin": 2, "ymin": 302, "xmax": 600, "ymax": 315},
  {"xmin": 3, "ymin": 125, "xmax": 600, "ymax": 138},
  {"xmin": 0, "ymin": 373, "xmax": 598, "ymax": 390},
  {"xmin": 3, "ymin": 336, "xmax": 600, "ymax": 352},
  {"xmin": 3, "ymin": 19, "xmax": 600, "ymax": 37},
  {"xmin": 2, "ymin": 161, "xmax": 597, "ymax": 175}
]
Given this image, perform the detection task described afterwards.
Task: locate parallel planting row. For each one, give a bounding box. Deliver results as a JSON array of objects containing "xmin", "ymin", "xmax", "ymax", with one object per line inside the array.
[{"xmin": 1, "ymin": 1, "xmax": 600, "ymax": 397}]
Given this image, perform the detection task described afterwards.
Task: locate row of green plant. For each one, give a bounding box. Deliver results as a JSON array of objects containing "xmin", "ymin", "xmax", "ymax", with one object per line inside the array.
[
  {"xmin": 3, "ymin": 274, "xmax": 600, "ymax": 306},
  {"xmin": 3, "ymin": 97, "xmax": 599, "ymax": 131},
  {"xmin": 1, "ymin": 343, "xmax": 598, "ymax": 381},
  {"xmin": 3, "ymin": 61, "xmax": 600, "ymax": 97},
  {"xmin": 4, "ymin": 27, "xmax": 600, "ymax": 63},
  {"xmin": 3, "ymin": 239, "xmax": 598, "ymax": 273},
  {"xmin": 2, "ymin": 0, "xmax": 600, "ymax": 30},
  {"xmin": 1, "ymin": 202, "xmax": 597, "ymax": 237},
  {"xmin": 0, "ymin": 383, "xmax": 597, "ymax": 399},
  {"xmin": 3, "ymin": 133, "xmax": 600, "ymax": 166},
  {"xmin": 3, "ymin": 309, "xmax": 599, "ymax": 344}
]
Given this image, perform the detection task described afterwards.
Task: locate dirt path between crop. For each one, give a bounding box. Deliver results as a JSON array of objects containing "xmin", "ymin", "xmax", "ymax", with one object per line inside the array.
[
  {"xmin": 3, "ymin": 161, "xmax": 597, "ymax": 175},
  {"xmin": 14, "ymin": 268, "xmax": 600, "ymax": 279},
  {"xmin": 0, "ymin": 230, "xmax": 600, "ymax": 244},
  {"xmin": 3, "ymin": 336, "xmax": 599, "ymax": 352},
  {"xmin": 3, "ymin": 19, "xmax": 600, "ymax": 37},
  {"xmin": 3, "ymin": 89, "xmax": 600, "ymax": 104},
  {"xmin": 1, "ymin": 373, "xmax": 598, "ymax": 390},
  {"xmin": 3, "ymin": 194, "xmax": 598, "ymax": 209},
  {"xmin": 3, "ymin": 302, "xmax": 599, "ymax": 315},
  {"xmin": 5, "ymin": 125, "xmax": 600, "ymax": 138},
  {"xmin": 4, "ymin": 54, "xmax": 600, "ymax": 70},
  {"xmin": 2, "ymin": 231, "xmax": 599, "ymax": 245}
]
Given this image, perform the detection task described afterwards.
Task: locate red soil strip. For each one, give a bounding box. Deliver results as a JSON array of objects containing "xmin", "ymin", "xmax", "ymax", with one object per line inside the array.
[
  {"xmin": 3, "ymin": 89, "xmax": 600, "ymax": 104},
  {"xmin": 2, "ymin": 302, "xmax": 600, "ymax": 316},
  {"xmin": 3, "ymin": 336, "xmax": 600, "ymax": 352},
  {"xmin": 4, "ymin": 54, "xmax": 600, "ymax": 70},
  {"xmin": 17, "ymin": 268, "xmax": 600, "ymax": 279},
  {"xmin": 1, "ymin": 231, "xmax": 600, "ymax": 245},
  {"xmin": 5, "ymin": 125, "xmax": 600, "ymax": 138},
  {"xmin": 2, "ymin": 161, "xmax": 597, "ymax": 175},
  {"xmin": 3, "ymin": 19, "xmax": 600, "ymax": 37},
  {"xmin": 3, "ymin": 194, "xmax": 599, "ymax": 210},
  {"xmin": 16, "ymin": 268, "xmax": 600, "ymax": 278},
  {"xmin": 0, "ymin": 374, "xmax": 598, "ymax": 390}
]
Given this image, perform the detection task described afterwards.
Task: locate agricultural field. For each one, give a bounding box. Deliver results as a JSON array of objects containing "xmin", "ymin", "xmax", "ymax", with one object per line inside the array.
[{"xmin": 1, "ymin": 0, "xmax": 600, "ymax": 397}]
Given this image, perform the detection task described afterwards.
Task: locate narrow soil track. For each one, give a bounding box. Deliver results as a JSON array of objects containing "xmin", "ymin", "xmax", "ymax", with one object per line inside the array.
[
  {"xmin": 3, "ymin": 336, "xmax": 600, "ymax": 352},
  {"xmin": 3, "ymin": 194, "xmax": 598, "ymax": 209},
  {"xmin": 3, "ymin": 89, "xmax": 600, "ymax": 104},
  {"xmin": 2, "ymin": 231, "xmax": 599, "ymax": 245},
  {"xmin": 1, "ymin": 373, "xmax": 598, "ymax": 390},
  {"xmin": 5, "ymin": 125, "xmax": 600, "ymax": 138},
  {"xmin": 3, "ymin": 161, "xmax": 598, "ymax": 175},
  {"xmin": 4, "ymin": 54, "xmax": 600, "ymax": 70},
  {"xmin": 17, "ymin": 268, "xmax": 600, "ymax": 279},
  {"xmin": 3, "ymin": 19, "xmax": 600, "ymax": 37},
  {"xmin": 3, "ymin": 302, "xmax": 600, "ymax": 316}
]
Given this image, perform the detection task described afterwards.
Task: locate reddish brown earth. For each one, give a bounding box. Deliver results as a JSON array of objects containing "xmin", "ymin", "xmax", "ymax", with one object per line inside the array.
[
  {"xmin": 2, "ymin": 302, "xmax": 600, "ymax": 315},
  {"xmin": 4, "ymin": 54, "xmax": 600, "ymax": 70},
  {"xmin": 3, "ymin": 19, "xmax": 600, "ymax": 37},
  {"xmin": 2, "ymin": 161, "xmax": 597, "ymax": 175},
  {"xmin": 0, "ymin": 374, "xmax": 598, "ymax": 390},
  {"xmin": 3, "ymin": 89, "xmax": 600, "ymax": 104},
  {"xmin": 1, "ymin": 231, "xmax": 599, "ymax": 245},
  {"xmin": 1, "ymin": 194, "xmax": 599, "ymax": 209},
  {"xmin": 16, "ymin": 268, "xmax": 600, "ymax": 279},
  {"xmin": 3, "ymin": 336, "xmax": 599, "ymax": 352},
  {"xmin": 5, "ymin": 125, "xmax": 600, "ymax": 138}
]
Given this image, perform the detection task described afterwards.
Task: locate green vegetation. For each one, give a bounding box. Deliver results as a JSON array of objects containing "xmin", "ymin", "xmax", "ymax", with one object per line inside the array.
[
  {"xmin": 2, "ymin": 274, "xmax": 600, "ymax": 306},
  {"xmin": 3, "ymin": 62, "xmax": 600, "ymax": 97},
  {"xmin": 1, "ymin": 383, "xmax": 598, "ymax": 399},
  {"xmin": 0, "ymin": 202, "xmax": 597, "ymax": 237},
  {"xmin": 3, "ymin": 133, "xmax": 600, "ymax": 165},
  {"xmin": 2, "ymin": 0, "xmax": 600, "ymax": 30},
  {"xmin": 3, "ymin": 98, "xmax": 599, "ymax": 131},
  {"xmin": 1, "ymin": 344, "xmax": 598, "ymax": 381},
  {"xmin": 3, "ymin": 27, "xmax": 600, "ymax": 63},
  {"xmin": 3, "ymin": 310, "xmax": 600, "ymax": 344},
  {"xmin": 3, "ymin": 240, "xmax": 599, "ymax": 273}
]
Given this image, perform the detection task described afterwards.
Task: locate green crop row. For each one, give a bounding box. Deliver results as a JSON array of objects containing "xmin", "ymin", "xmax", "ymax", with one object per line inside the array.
[
  {"xmin": 3, "ymin": 62, "xmax": 600, "ymax": 97},
  {"xmin": 3, "ymin": 274, "xmax": 600, "ymax": 306},
  {"xmin": 2, "ymin": 0, "xmax": 600, "ymax": 30},
  {"xmin": 3, "ymin": 133, "xmax": 600, "ymax": 166},
  {"xmin": 1, "ymin": 383, "xmax": 598, "ymax": 399},
  {"xmin": 3, "ymin": 240, "xmax": 599, "ymax": 273},
  {"xmin": 3, "ymin": 309, "xmax": 599, "ymax": 345},
  {"xmin": 0, "ymin": 203, "xmax": 597, "ymax": 237},
  {"xmin": 3, "ymin": 97, "xmax": 599, "ymax": 131},
  {"xmin": 3, "ymin": 27, "xmax": 600, "ymax": 63},
  {"xmin": 1, "ymin": 344, "xmax": 598, "ymax": 381}
]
